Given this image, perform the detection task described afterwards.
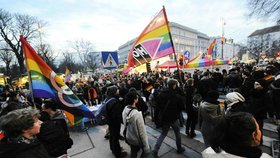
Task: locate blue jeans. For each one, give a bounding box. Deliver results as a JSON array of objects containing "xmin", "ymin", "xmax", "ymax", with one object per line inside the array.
[{"xmin": 154, "ymin": 120, "xmax": 182, "ymax": 152}]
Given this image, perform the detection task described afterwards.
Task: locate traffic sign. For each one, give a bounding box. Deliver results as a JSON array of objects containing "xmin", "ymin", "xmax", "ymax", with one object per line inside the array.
[{"xmin": 184, "ymin": 51, "xmax": 190, "ymax": 59}]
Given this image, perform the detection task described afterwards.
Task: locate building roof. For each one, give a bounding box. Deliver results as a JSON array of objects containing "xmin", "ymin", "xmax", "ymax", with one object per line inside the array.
[{"xmin": 248, "ymin": 24, "xmax": 280, "ymax": 37}]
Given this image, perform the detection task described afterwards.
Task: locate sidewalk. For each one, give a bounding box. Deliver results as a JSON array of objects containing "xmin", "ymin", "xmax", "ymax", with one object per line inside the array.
[{"xmin": 67, "ymin": 122, "xmax": 202, "ymax": 158}]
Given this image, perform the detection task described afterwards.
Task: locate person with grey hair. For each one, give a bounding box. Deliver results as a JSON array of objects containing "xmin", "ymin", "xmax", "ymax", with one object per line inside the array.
[
  {"xmin": 152, "ymin": 79, "xmax": 185, "ymax": 157},
  {"xmin": 0, "ymin": 107, "xmax": 52, "ymax": 158}
]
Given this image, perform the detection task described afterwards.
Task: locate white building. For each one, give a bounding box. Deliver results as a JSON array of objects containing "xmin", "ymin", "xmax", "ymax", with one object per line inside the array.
[{"xmin": 247, "ymin": 23, "xmax": 280, "ymax": 57}]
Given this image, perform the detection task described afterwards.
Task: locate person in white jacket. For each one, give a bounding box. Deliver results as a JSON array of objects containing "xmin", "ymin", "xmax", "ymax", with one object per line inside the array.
[{"xmin": 122, "ymin": 91, "xmax": 150, "ymax": 158}]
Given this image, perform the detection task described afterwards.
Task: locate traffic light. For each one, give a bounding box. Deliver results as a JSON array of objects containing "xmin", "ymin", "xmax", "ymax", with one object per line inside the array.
[
  {"xmin": 146, "ymin": 62, "xmax": 151, "ymax": 73},
  {"xmin": 179, "ymin": 55, "xmax": 184, "ymax": 66}
]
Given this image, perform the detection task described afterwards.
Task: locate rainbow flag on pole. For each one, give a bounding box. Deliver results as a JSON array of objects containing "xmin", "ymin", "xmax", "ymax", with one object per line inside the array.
[
  {"xmin": 64, "ymin": 67, "xmax": 72, "ymax": 83},
  {"xmin": 20, "ymin": 35, "xmax": 94, "ymax": 125},
  {"xmin": 207, "ymin": 39, "xmax": 216, "ymax": 56},
  {"xmin": 127, "ymin": 6, "xmax": 175, "ymax": 68}
]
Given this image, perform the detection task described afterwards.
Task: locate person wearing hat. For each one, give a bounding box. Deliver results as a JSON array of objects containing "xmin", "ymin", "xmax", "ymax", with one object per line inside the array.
[
  {"xmin": 225, "ymin": 92, "xmax": 247, "ymax": 115},
  {"xmin": 198, "ymin": 90, "xmax": 226, "ymax": 150},
  {"xmin": 105, "ymin": 85, "xmax": 127, "ymax": 158},
  {"xmin": 247, "ymin": 78, "xmax": 269, "ymax": 145}
]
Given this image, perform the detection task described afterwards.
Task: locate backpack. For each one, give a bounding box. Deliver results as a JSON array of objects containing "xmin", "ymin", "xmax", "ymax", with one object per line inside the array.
[{"xmin": 95, "ymin": 97, "xmax": 116, "ymax": 125}]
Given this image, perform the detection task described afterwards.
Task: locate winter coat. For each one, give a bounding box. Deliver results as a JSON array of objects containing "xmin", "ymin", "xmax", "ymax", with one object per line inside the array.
[
  {"xmin": 0, "ymin": 136, "xmax": 51, "ymax": 158},
  {"xmin": 248, "ymin": 89, "xmax": 269, "ymax": 120},
  {"xmin": 156, "ymin": 88, "xmax": 184, "ymax": 124},
  {"xmin": 122, "ymin": 106, "xmax": 150, "ymax": 153},
  {"xmin": 198, "ymin": 101, "xmax": 225, "ymax": 146},
  {"xmin": 202, "ymin": 147, "xmax": 272, "ymax": 158},
  {"xmin": 106, "ymin": 96, "xmax": 123, "ymax": 127}
]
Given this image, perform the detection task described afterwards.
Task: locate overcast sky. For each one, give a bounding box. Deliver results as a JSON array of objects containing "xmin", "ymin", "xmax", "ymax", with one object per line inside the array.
[{"xmin": 1, "ymin": 0, "xmax": 275, "ymax": 52}]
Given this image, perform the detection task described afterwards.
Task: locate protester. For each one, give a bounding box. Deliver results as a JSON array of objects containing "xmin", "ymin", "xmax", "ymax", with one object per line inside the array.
[
  {"xmin": 151, "ymin": 79, "xmax": 185, "ymax": 157},
  {"xmin": 106, "ymin": 85, "xmax": 127, "ymax": 158},
  {"xmin": 224, "ymin": 92, "xmax": 247, "ymax": 115},
  {"xmin": 122, "ymin": 91, "xmax": 150, "ymax": 158},
  {"xmin": 0, "ymin": 107, "xmax": 52, "ymax": 158},
  {"xmin": 184, "ymin": 78, "xmax": 198, "ymax": 138},
  {"xmin": 198, "ymin": 90, "xmax": 226, "ymax": 150},
  {"xmin": 37, "ymin": 100, "xmax": 73, "ymax": 157}
]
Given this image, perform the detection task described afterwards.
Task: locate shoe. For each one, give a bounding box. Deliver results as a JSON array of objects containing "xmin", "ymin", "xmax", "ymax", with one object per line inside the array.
[
  {"xmin": 81, "ymin": 127, "xmax": 89, "ymax": 131},
  {"xmin": 119, "ymin": 151, "xmax": 127, "ymax": 158},
  {"xmin": 104, "ymin": 134, "xmax": 110, "ymax": 139},
  {"xmin": 119, "ymin": 135, "xmax": 125, "ymax": 141},
  {"xmin": 177, "ymin": 147, "xmax": 185, "ymax": 154},
  {"xmin": 151, "ymin": 150, "xmax": 158, "ymax": 158},
  {"xmin": 190, "ymin": 132, "xmax": 196, "ymax": 138}
]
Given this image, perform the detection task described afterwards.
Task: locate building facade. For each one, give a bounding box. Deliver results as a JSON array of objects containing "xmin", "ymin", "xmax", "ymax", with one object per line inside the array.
[{"xmin": 247, "ymin": 23, "xmax": 280, "ymax": 58}]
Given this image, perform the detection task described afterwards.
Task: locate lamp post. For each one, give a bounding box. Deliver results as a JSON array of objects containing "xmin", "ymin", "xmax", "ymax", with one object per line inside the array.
[
  {"xmin": 37, "ymin": 22, "xmax": 43, "ymax": 53},
  {"xmin": 220, "ymin": 18, "xmax": 226, "ymax": 59}
]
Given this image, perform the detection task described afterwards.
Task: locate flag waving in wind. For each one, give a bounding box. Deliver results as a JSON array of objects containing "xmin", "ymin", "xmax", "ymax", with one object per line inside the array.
[
  {"xmin": 127, "ymin": 7, "xmax": 175, "ymax": 68},
  {"xmin": 20, "ymin": 35, "xmax": 94, "ymax": 125},
  {"xmin": 64, "ymin": 67, "xmax": 72, "ymax": 83},
  {"xmin": 207, "ymin": 39, "xmax": 216, "ymax": 56}
]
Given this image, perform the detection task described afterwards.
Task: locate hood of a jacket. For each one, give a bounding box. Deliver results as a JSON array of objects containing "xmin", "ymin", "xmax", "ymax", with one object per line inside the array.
[
  {"xmin": 201, "ymin": 102, "xmax": 219, "ymax": 112},
  {"xmin": 123, "ymin": 106, "xmax": 140, "ymax": 124}
]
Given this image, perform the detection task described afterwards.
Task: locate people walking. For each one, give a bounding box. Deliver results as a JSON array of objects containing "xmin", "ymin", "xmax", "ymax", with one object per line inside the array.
[{"xmin": 151, "ymin": 79, "xmax": 185, "ymax": 157}]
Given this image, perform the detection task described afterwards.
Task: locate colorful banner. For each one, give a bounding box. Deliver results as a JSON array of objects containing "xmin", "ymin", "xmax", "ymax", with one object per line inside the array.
[
  {"xmin": 20, "ymin": 35, "xmax": 94, "ymax": 125},
  {"xmin": 127, "ymin": 7, "xmax": 174, "ymax": 68}
]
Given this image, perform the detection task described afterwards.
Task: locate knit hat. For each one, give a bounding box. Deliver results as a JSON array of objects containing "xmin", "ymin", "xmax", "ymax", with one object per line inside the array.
[
  {"xmin": 205, "ymin": 90, "xmax": 219, "ymax": 104},
  {"xmin": 226, "ymin": 92, "xmax": 245, "ymax": 104},
  {"xmin": 255, "ymin": 79, "xmax": 266, "ymax": 88},
  {"xmin": 106, "ymin": 85, "xmax": 118, "ymax": 97}
]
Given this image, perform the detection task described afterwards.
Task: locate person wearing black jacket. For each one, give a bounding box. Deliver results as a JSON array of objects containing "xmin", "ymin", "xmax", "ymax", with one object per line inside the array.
[
  {"xmin": 151, "ymin": 79, "xmax": 185, "ymax": 157},
  {"xmin": 106, "ymin": 85, "xmax": 127, "ymax": 158},
  {"xmin": 37, "ymin": 100, "xmax": 73, "ymax": 157},
  {"xmin": 0, "ymin": 108, "xmax": 51, "ymax": 158}
]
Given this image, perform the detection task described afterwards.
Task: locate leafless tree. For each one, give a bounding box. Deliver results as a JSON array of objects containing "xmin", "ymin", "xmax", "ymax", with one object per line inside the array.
[
  {"xmin": 0, "ymin": 9, "xmax": 43, "ymax": 75},
  {"xmin": 0, "ymin": 44, "xmax": 13, "ymax": 75},
  {"xmin": 34, "ymin": 43, "xmax": 59, "ymax": 70},
  {"xmin": 70, "ymin": 39, "xmax": 97, "ymax": 72},
  {"xmin": 248, "ymin": 0, "xmax": 280, "ymax": 21}
]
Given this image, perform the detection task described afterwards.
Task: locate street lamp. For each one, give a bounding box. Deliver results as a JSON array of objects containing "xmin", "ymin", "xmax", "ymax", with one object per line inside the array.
[
  {"xmin": 37, "ymin": 22, "xmax": 43, "ymax": 53},
  {"xmin": 220, "ymin": 18, "xmax": 226, "ymax": 59}
]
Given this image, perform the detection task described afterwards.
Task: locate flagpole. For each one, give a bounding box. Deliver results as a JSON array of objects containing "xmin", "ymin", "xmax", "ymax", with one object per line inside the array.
[
  {"xmin": 21, "ymin": 43, "xmax": 36, "ymax": 109},
  {"xmin": 162, "ymin": 6, "xmax": 183, "ymax": 84}
]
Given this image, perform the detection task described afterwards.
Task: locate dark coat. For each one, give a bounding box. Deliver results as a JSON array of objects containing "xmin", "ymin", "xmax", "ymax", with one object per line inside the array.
[
  {"xmin": 0, "ymin": 137, "xmax": 51, "ymax": 158},
  {"xmin": 248, "ymin": 89, "xmax": 269, "ymax": 120},
  {"xmin": 156, "ymin": 88, "xmax": 184, "ymax": 124},
  {"xmin": 37, "ymin": 116, "xmax": 73, "ymax": 157},
  {"xmin": 106, "ymin": 96, "xmax": 123, "ymax": 126}
]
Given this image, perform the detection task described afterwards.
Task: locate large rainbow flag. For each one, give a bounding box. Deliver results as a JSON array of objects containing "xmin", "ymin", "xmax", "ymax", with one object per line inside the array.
[
  {"xmin": 20, "ymin": 35, "xmax": 94, "ymax": 125},
  {"xmin": 127, "ymin": 7, "xmax": 175, "ymax": 68}
]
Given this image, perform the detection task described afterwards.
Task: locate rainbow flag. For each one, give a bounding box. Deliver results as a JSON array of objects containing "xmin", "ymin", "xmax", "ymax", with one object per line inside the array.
[
  {"xmin": 64, "ymin": 67, "xmax": 72, "ymax": 83},
  {"xmin": 264, "ymin": 75, "xmax": 273, "ymax": 81},
  {"xmin": 127, "ymin": 7, "xmax": 174, "ymax": 68},
  {"xmin": 207, "ymin": 39, "xmax": 216, "ymax": 56},
  {"xmin": 20, "ymin": 35, "xmax": 94, "ymax": 125}
]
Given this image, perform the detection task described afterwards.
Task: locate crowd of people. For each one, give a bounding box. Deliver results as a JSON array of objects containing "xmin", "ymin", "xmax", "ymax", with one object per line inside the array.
[{"xmin": 0, "ymin": 62, "xmax": 279, "ymax": 158}]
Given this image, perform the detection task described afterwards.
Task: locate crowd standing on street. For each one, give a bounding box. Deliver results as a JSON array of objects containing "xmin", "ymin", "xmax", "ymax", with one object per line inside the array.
[{"xmin": 0, "ymin": 61, "xmax": 279, "ymax": 157}]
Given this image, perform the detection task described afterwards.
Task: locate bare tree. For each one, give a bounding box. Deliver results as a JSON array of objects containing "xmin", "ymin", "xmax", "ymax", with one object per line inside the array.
[
  {"xmin": 0, "ymin": 45, "xmax": 13, "ymax": 75},
  {"xmin": 0, "ymin": 9, "xmax": 43, "ymax": 75},
  {"xmin": 70, "ymin": 39, "xmax": 97, "ymax": 71},
  {"xmin": 35, "ymin": 43, "xmax": 59, "ymax": 70},
  {"xmin": 248, "ymin": 0, "xmax": 280, "ymax": 21}
]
